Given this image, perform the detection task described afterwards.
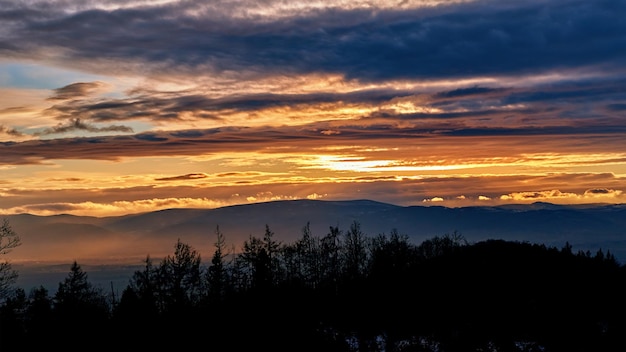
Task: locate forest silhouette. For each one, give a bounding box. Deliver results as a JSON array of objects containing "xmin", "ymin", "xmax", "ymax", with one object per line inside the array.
[{"xmin": 1, "ymin": 220, "xmax": 624, "ymax": 351}]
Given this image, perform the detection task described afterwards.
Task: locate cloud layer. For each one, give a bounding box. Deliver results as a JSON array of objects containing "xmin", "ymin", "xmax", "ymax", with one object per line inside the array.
[{"xmin": 0, "ymin": 0, "xmax": 625, "ymax": 216}]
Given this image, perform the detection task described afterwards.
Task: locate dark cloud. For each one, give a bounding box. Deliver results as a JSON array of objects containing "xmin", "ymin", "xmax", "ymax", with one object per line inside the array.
[
  {"xmin": 48, "ymin": 81, "xmax": 105, "ymax": 100},
  {"xmin": 36, "ymin": 74, "xmax": 625, "ymax": 131},
  {"xmin": 33, "ymin": 118, "xmax": 133, "ymax": 136},
  {"xmin": 46, "ymin": 177, "xmax": 85, "ymax": 182},
  {"xmin": 2, "ymin": 121, "xmax": 625, "ymax": 165},
  {"xmin": 2, "ymin": 0, "xmax": 621, "ymax": 144},
  {"xmin": 2, "ymin": 1, "xmax": 625, "ymax": 81},
  {"xmin": 606, "ymin": 103, "xmax": 626, "ymax": 111},
  {"xmin": 0, "ymin": 126, "xmax": 321, "ymax": 164},
  {"xmin": 502, "ymin": 79, "xmax": 626, "ymax": 105},
  {"xmin": 171, "ymin": 130, "xmax": 206, "ymax": 138},
  {"xmin": 155, "ymin": 173, "xmax": 208, "ymax": 181},
  {"xmin": 1, "ymin": 0, "xmax": 625, "ymax": 186},
  {"xmin": 0, "ymin": 125, "xmax": 24, "ymax": 137},
  {"xmin": 440, "ymin": 125, "xmax": 626, "ymax": 137},
  {"xmin": 216, "ymin": 172, "xmax": 262, "ymax": 177},
  {"xmin": 584, "ymin": 188, "xmax": 612, "ymax": 195},
  {"xmin": 434, "ymin": 86, "xmax": 505, "ymax": 99},
  {"xmin": 134, "ymin": 133, "xmax": 168, "ymax": 142},
  {"xmin": 43, "ymin": 88, "xmax": 411, "ymax": 123}
]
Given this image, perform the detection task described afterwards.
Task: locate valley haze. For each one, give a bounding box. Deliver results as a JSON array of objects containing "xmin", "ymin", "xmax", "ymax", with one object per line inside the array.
[{"xmin": 5, "ymin": 199, "xmax": 625, "ymax": 294}]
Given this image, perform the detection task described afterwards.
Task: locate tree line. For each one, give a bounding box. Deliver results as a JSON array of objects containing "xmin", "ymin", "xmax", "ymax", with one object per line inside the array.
[{"xmin": 0, "ymin": 219, "xmax": 624, "ymax": 351}]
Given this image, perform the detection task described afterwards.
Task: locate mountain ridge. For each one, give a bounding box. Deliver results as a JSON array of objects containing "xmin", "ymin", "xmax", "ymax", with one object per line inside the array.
[
  {"xmin": 4, "ymin": 199, "xmax": 626, "ymax": 264},
  {"xmin": 6, "ymin": 199, "xmax": 626, "ymax": 294}
]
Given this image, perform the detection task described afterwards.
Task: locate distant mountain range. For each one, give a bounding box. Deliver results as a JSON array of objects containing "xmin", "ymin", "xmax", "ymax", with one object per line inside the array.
[
  {"xmin": 6, "ymin": 199, "xmax": 626, "ymax": 264},
  {"xmin": 6, "ymin": 199, "xmax": 626, "ymax": 293}
]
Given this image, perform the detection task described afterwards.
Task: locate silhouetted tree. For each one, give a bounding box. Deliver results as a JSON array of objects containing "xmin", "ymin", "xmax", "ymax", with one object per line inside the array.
[
  {"xmin": 562, "ymin": 241, "xmax": 573, "ymax": 255},
  {"xmin": 23, "ymin": 286, "xmax": 53, "ymax": 349},
  {"xmin": 238, "ymin": 234, "xmax": 265, "ymax": 291},
  {"xmin": 416, "ymin": 231, "xmax": 466, "ymax": 260},
  {"xmin": 52, "ymin": 261, "xmax": 111, "ymax": 349},
  {"xmin": 205, "ymin": 225, "xmax": 230, "ymax": 302},
  {"xmin": 128, "ymin": 255, "xmax": 158, "ymax": 310},
  {"xmin": 156, "ymin": 239, "xmax": 202, "ymax": 311},
  {"xmin": 262, "ymin": 224, "xmax": 282, "ymax": 287},
  {"xmin": 238, "ymin": 225, "xmax": 282, "ymax": 293},
  {"xmin": 2, "ymin": 218, "xmax": 625, "ymax": 352},
  {"xmin": 286, "ymin": 222, "xmax": 322, "ymax": 288},
  {"xmin": 0, "ymin": 219, "xmax": 21, "ymax": 301},
  {"xmin": 369, "ymin": 228, "xmax": 416, "ymax": 278},
  {"xmin": 342, "ymin": 220, "xmax": 368, "ymax": 281},
  {"xmin": 281, "ymin": 238, "xmax": 301, "ymax": 285},
  {"xmin": 54, "ymin": 261, "xmax": 109, "ymax": 311},
  {"xmin": 115, "ymin": 255, "xmax": 159, "ymax": 323},
  {"xmin": 0, "ymin": 288, "xmax": 27, "ymax": 350},
  {"xmin": 319, "ymin": 225, "xmax": 342, "ymax": 293}
]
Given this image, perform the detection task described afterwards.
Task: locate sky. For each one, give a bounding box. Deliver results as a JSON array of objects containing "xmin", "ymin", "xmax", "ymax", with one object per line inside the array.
[{"xmin": 1, "ymin": 0, "xmax": 626, "ymax": 217}]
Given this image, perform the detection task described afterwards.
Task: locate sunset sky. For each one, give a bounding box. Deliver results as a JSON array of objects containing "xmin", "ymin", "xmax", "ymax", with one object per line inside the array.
[{"xmin": 1, "ymin": 0, "xmax": 625, "ymax": 217}]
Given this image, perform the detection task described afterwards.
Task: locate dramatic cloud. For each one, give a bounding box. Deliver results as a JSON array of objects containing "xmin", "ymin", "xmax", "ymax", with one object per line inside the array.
[
  {"xmin": 1, "ymin": 1, "xmax": 625, "ymax": 82},
  {"xmin": 0, "ymin": 0, "xmax": 625, "ymax": 217}
]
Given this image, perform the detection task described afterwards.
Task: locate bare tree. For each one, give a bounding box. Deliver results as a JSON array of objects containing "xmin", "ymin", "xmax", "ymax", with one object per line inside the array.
[{"xmin": 0, "ymin": 218, "xmax": 21, "ymax": 300}]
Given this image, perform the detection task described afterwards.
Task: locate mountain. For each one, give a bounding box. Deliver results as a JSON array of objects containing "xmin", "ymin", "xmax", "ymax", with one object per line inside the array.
[
  {"xmin": 5, "ymin": 199, "xmax": 626, "ymax": 264},
  {"xmin": 4, "ymin": 199, "xmax": 626, "ymax": 292}
]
